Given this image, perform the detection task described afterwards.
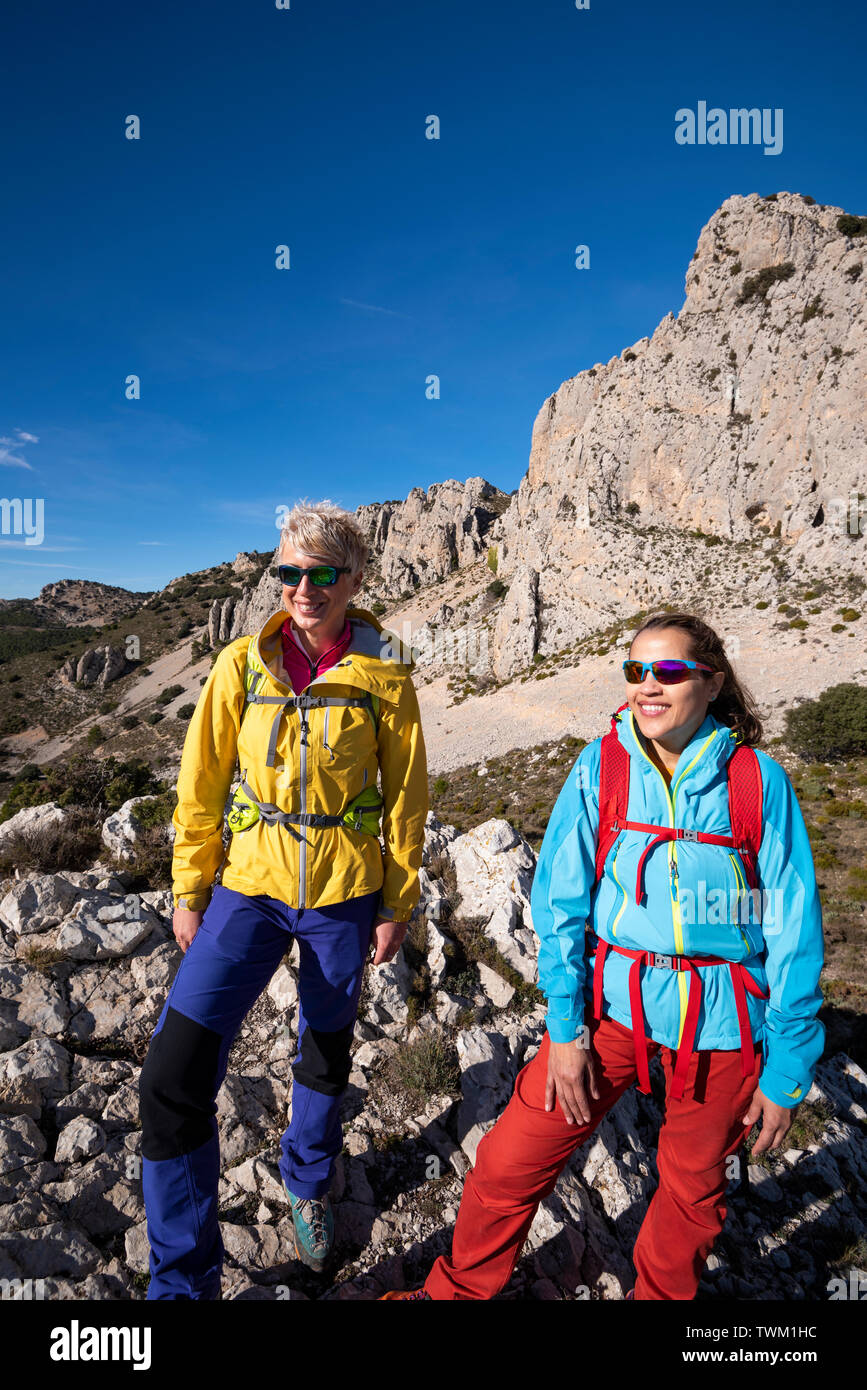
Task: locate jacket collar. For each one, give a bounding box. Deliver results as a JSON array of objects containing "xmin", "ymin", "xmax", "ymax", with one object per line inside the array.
[
  {"xmin": 255, "ymin": 606, "xmax": 414, "ymax": 700},
  {"xmin": 613, "ymin": 703, "xmax": 740, "ymax": 787}
]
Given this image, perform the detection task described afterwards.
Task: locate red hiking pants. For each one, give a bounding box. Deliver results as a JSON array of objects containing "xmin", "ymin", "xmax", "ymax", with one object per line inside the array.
[{"xmin": 425, "ymin": 1014, "xmax": 761, "ymax": 1300}]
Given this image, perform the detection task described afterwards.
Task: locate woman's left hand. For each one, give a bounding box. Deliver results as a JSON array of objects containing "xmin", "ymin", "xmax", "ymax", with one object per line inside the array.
[
  {"xmin": 742, "ymin": 1086, "xmax": 794, "ymax": 1155},
  {"xmin": 370, "ymin": 916, "xmax": 409, "ymax": 966}
]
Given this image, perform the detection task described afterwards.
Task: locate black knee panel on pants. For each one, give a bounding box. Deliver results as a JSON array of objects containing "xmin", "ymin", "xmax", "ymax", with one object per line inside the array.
[
  {"xmin": 292, "ymin": 1022, "xmax": 354, "ymax": 1096},
  {"xmin": 139, "ymin": 1007, "xmax": 223, "ymax": 1160}
]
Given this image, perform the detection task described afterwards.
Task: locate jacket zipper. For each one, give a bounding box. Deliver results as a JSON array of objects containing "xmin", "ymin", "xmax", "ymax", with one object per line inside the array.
[
  {"xmin": 728, "ymin": 851, "xmax": 751, "ymax": 953},
  {"xmin": 322, "ymin": 704, "xmax": 335, "ymax": 760},
  {"xmin": 263, "ymin": 641, "xmax": 359, "ymax": 912},
  {"xmin": 299, "ymin": 703, "xmax": 308, "ymax": 908},
  {"xmin": 629, "ymin": 714, "xmax": 718, "ymax": 1041},
  {"xmin": 609, "ymin": 838, "xmax": 627, "ymax": 938}
]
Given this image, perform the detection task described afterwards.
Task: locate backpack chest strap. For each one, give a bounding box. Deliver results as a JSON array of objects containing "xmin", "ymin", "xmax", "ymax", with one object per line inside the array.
[
  {"xmin": 245, "ymin": 690, "xmax": 376, "ymax": 768},
  {"xmin": 607, "ymin": 818, "xmax": 754, "ymax": 905}
]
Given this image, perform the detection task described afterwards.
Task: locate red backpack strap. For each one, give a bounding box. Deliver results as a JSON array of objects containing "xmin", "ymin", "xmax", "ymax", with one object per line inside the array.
[
  {"xmin": 727, "ymin": 744, "xmax": 763, "ymax": 891},
  {"xmin": 595, "ymin": 704, "xmax": 631, "ymax": 885}
]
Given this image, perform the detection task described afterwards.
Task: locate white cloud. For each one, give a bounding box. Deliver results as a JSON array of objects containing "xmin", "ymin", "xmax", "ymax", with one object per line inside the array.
[
  {"xmin": 0, "ymin": 428, "xmax": 38, "ymax": 469},
  {"xmin": 338, "ymin": 298, "xmax": 413, "ymax": 320}
]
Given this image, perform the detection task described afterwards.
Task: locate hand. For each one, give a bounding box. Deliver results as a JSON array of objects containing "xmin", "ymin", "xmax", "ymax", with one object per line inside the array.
[
  {"xmin": 742, "ymin": 1086, "xmax": 793, "ymax": 1155},
  {"xmin": 173, "ymin": 908, "xmax": 203, "ymax": 954},
  {"xmin": 545, "ymin": 1036, "xmax": 600, "ymax": 1126},
  {"xmin": 370, "ymin": 916, "xmax": 408, "ymax": 966}
]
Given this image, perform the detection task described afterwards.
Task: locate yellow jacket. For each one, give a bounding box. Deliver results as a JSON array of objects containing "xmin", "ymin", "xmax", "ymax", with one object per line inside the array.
[{"xmin": 171, "ymin": 606, "xmax": 429, "ymax": 919}]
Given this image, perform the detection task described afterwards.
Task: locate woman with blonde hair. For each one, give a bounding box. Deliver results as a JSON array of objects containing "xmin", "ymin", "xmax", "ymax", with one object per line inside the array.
[
  {"xmin": 384, "ymin": 611, "xmax": 824, "ymax": 1300},
  {"xmin": 139, "ymin": 500, "xmax": 428, "ymax": 1299}
]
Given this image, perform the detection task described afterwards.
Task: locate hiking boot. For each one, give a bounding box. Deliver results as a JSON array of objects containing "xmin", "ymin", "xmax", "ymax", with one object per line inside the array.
[
  {"xmin": 379, "ymin": 1288, "xmax": 431, "ymax": 1300},
  {"xmin": 285, "ymin": 1185, "xmax": 333, "ymax": 1272}
]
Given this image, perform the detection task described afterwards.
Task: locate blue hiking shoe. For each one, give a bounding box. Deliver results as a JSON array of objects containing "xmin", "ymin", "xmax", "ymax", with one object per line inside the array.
[{"xmin": 284, "ymin": 1185, "xmax": 334, "ymax": 1272}]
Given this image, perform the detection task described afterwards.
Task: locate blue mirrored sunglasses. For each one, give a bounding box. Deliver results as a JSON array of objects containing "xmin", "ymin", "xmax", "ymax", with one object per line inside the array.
[{"xmin": 623, "ymin": 659, "xmax": 715, "ymax": 684}]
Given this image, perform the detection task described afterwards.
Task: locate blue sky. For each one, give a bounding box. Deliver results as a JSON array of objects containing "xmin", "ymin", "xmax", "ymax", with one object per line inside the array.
[{"xmin": 1, "ymin": 0, "xmax": 864, "ymax": 598}]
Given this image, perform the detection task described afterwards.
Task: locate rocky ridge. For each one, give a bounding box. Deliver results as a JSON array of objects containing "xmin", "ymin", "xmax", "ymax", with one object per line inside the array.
[{"xmin": 0, "ymin": 804, "xmax": 862, "ymax": 1301}]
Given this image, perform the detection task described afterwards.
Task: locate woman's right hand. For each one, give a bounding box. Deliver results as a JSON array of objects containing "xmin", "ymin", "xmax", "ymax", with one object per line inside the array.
[
  {"xmin": 173, "ymin": 908, "xmax": 204, "ymax": 954},
  {"xmin": 545, "ymin": 1036, "xmax": 600, "ymax": 1126}
]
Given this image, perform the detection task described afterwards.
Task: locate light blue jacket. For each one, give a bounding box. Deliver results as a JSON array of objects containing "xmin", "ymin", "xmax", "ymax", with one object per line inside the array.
[{"xmin": 530, "ymin": 706, "xmax": 825, "ymax": 1109}]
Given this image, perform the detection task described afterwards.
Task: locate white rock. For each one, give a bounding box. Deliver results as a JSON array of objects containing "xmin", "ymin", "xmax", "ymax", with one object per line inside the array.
[
  {"xmin": 54, "ymin": 1117, "xmax": 107, "ymax": 1165},
  {"xmin": 101, "ymin": 797, "xmax": 175, "ymax": 864},
  {"xmin": 477, "ymin": 961, "xmax": 516, "ymax": 1008},
  {"xmin": 0, "ymin": 803, "xmax": 71, "ymax": 852}
]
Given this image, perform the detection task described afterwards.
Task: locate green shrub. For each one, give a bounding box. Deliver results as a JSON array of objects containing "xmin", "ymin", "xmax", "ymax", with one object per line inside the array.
[
  {"xmin": 147, "ymin": 711, "xmax": 164, "ymax": 725},
  {"xmin": 385, "ymin": 1034, "xmax": 461, "ymax": 1102},
  {"xmin": 487, "ymin": 546, "xmax": 498, "ymax": 574},
  {"xmin": 756, "ymin": 600, "xmax": 769, "ymax": 610},
  {"xmin": 0, "ymin": 806, "xmax": 103, "ymax": 876},
  {"xmin": 836, "ymin": 214, "xmax": 867, "ymax": 238},
  {"xmin": 736, "ymin": 262, "xmax": 796, "ymax": 305},
  {"xmin": 86, "ymin": 725, "xmax": 104, "ymax": 747},
  {"xmin": 486, "ymin": 579, "xmax": 507, "ymax": 600},
  {"xmin": 840, "ymin": 608, "xmax": 861, "ymax": 622},
  {"xmin": 156, "ymin": 684, "xmax": 185, "ymax": 707},
  {"xmin": 783, "ymin": 683, "xmax": 867, "ymax": 761},
  {"xmin": 177, "ymin": 703, "xmax": 196, "ymax": 720},
  {"xmin": 121, "ymin": 714, "xmax": 139, "ymax": 730}
]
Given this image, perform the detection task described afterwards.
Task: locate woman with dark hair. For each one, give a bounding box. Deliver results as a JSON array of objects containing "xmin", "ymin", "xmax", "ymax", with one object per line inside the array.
[{"xmin": 383, "ymin": 611, "xmax": 824, "ymax": 1300}]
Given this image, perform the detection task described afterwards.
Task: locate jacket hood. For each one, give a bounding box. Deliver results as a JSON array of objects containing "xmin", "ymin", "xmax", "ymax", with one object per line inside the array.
[
  {"xmin": 613, "ymin": 703, "xmax": 742, "ymax": 789},
  {"xmin": 255, "ymin": 606, "xmax": 415, "ymax": 703}
]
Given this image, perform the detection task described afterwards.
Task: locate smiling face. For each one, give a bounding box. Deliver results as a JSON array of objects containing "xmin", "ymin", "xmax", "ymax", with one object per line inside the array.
[
  {"xmin": 626, "ymin": 626, "xmax": 726, "ymax": 756},
  {"xmin": 279, "ymin": 541, "xmax": 363, "ymax": 648}
]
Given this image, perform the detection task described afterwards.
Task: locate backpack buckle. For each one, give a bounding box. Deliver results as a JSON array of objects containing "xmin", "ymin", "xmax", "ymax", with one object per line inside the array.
[
  {"xmin": 679, "ymin": 828, "xmax": 698, "ymax": 842},
  {"xmin": 651, "ymin": 952, "xmax": 676, "ymax": 970}
]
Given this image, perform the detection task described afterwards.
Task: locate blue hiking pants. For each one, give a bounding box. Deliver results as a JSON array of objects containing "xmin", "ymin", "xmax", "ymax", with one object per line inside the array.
[{"xmin": 138, "ymin": 883, "xmax": 380, "ymax": 1300}]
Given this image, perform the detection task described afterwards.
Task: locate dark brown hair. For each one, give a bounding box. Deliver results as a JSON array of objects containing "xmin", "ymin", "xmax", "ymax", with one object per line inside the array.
[{"xmin": 629, "ymin": 612, "xmax": 763, "ymax": 747}]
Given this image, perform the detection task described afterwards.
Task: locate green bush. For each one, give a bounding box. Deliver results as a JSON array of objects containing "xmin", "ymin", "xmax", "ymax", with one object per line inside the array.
[
  {"xmin": 486, "ymin": 579, "xmax": 507, "ymax": 600},
  {"xmin": 783, "ymin": 683, "xmax": 867, "ymax": 761},
  {"xmin": 736, "ymin": 262, "xmax": 796, "ymax": 305},
  {"xmin": 0, "ymin": 752, "xmax": 162, "ymax": 824},
  {"xmin": 837, "ymin": 214, "xmax": 867, "ymax": 238},
  {"xmin": 156, "ymin": 684, "xmax": 185, "ymax": 707},
  {"xmin": 385, "ymin": 1034, "xmax": 460, "ymax": 1102},
  {"xmin": 177, "ymin": 703, "xmax": 196, "ymax": 720},
  {"xmin": 147, "ymin": 711, "xmax": 164, "ymax": 725},
  {"xmin": 487, "ymin": 546, "xmax": 498, "ymax": 574}
]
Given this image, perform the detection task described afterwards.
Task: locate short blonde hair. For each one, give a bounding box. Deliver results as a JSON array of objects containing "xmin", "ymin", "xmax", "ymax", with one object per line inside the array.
[{"xmin": 277, "ymin": 499, "xmax": 369, "ymax": 577}]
